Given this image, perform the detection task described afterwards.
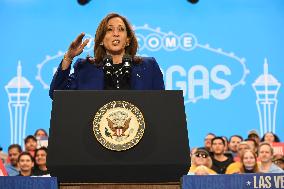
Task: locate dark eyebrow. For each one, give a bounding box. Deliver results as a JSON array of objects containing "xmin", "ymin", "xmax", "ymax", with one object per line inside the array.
[{"xmin": 107, "ymin": 24, "xmax": 125, "ymax": 27}]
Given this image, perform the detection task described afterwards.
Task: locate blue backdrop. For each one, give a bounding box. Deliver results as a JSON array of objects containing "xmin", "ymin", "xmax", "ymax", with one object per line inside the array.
[{"xmin": 1, "ymin": 0, "xmax": 283, "ymax": 151}]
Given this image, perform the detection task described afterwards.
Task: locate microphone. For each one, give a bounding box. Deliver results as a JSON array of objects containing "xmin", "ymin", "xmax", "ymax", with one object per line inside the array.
[
  {"xmin": 77, "ymin": 0, "xmax": 92, "ymax": 5},
  {"xmin": 122, "ymin": 54, "xmax": 132, "ymax": 77},
  {"xmin": 103, "ymin": 55, "xmax": 113, "ymax": 76}
]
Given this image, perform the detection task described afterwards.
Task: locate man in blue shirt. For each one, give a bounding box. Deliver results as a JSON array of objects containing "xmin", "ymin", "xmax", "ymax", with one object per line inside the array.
[{"xmin": 5, "ymin": 144, "xmax": 22, "ymax": 176}]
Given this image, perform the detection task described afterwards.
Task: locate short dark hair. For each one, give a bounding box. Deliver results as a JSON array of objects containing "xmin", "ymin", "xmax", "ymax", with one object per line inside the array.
[
  {"xmin": 18, "ymin": 151, "xmax": 34, "ymax": 162},
  {"xmin": 211, "ymin": 136, "xmax": 225, "ymax": 145},
  {"xmin": 229, "ymin": 135, "xmax": 243, "ymax": 142},
  {"xmin": 24, "ymin": 135, "xmax": 37, "ymax": 144},
  {"xmin": 8, "ymin": 144, "xmax": 22, "ymax": 153}
]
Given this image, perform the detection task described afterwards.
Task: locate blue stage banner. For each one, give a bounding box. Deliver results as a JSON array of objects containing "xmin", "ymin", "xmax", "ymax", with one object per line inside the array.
[
  {"xmin": 0, "ymin": 176, "xmax": 58, "ymax": 189},
  {"xmin": 182, "ymin": 173, "xmax": 284, "ymax": 189}
]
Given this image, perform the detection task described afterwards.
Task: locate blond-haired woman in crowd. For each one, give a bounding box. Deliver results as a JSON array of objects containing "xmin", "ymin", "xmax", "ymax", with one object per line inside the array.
[
  {"xmin": 239, "ymin": 149, "xmax": 259, "ymax": 173},
  {"xmin": 188, "ymin": 148, "xmax": 216, "ymax": 175}
]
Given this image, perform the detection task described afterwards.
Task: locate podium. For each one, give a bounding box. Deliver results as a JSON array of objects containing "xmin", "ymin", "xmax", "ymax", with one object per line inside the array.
[{"xmin": 48, "ymin": 90, "xmax": 190, "ymax": 184}]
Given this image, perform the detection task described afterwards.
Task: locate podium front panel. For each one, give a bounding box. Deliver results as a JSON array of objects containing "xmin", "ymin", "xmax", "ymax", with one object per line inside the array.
[{"xmin": 48, "ymin": 90, "xmax": 190, "ymax": 183}]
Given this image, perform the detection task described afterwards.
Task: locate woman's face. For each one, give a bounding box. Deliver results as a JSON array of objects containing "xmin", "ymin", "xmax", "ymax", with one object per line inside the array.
[
  {"xmin": 102, "ymin": 17, "xmax": 129, "ymax": 56},
  {"xmin": 243, "ymin": 151, "xmax": 256, "ymax": 169},
  {"xmin": 35, "ymin": 130, "xmax": 47, "ymax": 137},
  {"xmin": 194, "ymin": 152, "xmax": 208, "ymax": 166},
  {"xmin": 264, "ymin": 132, "xmax": 275, "ymax": 143},
  {"xmin": 35, "ymin": 150, "xmax": 47, "ymax": 166}
]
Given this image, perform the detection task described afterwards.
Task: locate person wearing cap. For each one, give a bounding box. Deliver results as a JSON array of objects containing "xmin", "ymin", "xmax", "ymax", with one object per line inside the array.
[
  {"xmin": 248, "ymin": 130, "xmax": 260, "ymax": 145},
  {"xmin": 272, "ymin": 154, "xmax": 284, "ymax": 170},
  {"xmin": 258, "ymin": 142, "xmax": 284, "ymax": 173},
  {"xmin": 188, "ymin": 148, "xmax": 216, "ymax": 175}
]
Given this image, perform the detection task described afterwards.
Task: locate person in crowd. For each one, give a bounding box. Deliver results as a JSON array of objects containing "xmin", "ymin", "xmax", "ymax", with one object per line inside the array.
[
  {"xmin": 244, "ymin": 138, "xmax": 258, "ymax": 154},
  {"xmin": 24, "ymin": 135, "xmax": 37, "ymax": 157},
  {"xmin": 222, "ymin": 136, "xmax": 229, "ymax": 152},
  {"xmin": 258, "ymin": 142, "xmax": 284, "ymax": 173},
  {"xmin": 272, "ymin": 154, "xmax": 284, "ymax": 170},
  {"xmin": 0, "ymin": 146, "xmax": 8, "ymax": 164},
  {"xmin": 34, "ymin": 129, "xmax": 48, "ymax": 138},
  {"xmin": 193, "ymin": 165, "xmax": 212, "ymax": 175},
  {"xmin": 4, "ymin": 144, "xmax": 22, "ymax": 176},
  {"xmin": 233, "ymin": 141, "xmax": 250, "ymax": 162},
  {"xmin": 17, "ymin": 152, "xmax": 34, "ymax": 176},
  {"xmin": 49, "ymin": 13, "xmax": 164, "ymax": 99},
  {"xmin": 0, "ymin": 159, "xmax": 8, "ymax": 176},
  {"xmin": 190, "ymin": 147, "xmax": 197, "ymax": 165},
  {"xmin": 188, "ymin": 148, "xmax": 216, "ymax": 175},
  {"xmin": 211, "ymin": 137, "xmax": 234, "ymax": 174},
  {"xmin": 33, "ymin": 147, "xmax": 49, "ymax": 176},
  {"xmin": 228, "ymin": 135, "xmax": 243, "ymax": 158},
  {"xmin": 261, "ymin": 132, "xmax": 281, "ymax": 144},
  {"xmin": 247, "ymin": 130, "xmax": 260, "ymax": 145},
  {"xmin": 190, "ymin": 147, "xmax": 197, "ymax": 157},
  {"xmin": 203, "ymin": 133, "xmax": 216, "ymax": 152},
  {"xmin": 34, "ymin": 129, "xmax": 49, "ymax": 148},
  {"xmin": 239, "ymin": 149, "xmax": 259, "ymax": 173},
  {"xmin": 225, "ymin": 141, "xmax": 250, "ymax": 174}
]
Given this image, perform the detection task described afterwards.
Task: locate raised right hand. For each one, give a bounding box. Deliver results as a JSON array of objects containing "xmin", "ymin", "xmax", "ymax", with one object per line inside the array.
[{"xmin": 62, "ymin": 32, "xmax": 90, "ymax": 70}]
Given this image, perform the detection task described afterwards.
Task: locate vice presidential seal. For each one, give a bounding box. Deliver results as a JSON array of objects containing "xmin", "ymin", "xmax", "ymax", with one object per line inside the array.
[{"xmin": 93, "ymin": 101, "xmax": 145, "ymax": 151}]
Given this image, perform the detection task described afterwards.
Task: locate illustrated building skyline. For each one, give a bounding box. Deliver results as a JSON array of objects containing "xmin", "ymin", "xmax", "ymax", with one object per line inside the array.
[
  {"xmin": 252, "ymin": 58, "xmax": 281, "ymax": 137},
  {"xmin": 5, "ymin": 61, "xmax": 33, "ymax": 147}
]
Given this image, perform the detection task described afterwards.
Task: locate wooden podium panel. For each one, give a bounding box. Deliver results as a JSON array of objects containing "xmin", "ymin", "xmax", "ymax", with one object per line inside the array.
[{"xmin": 60, "ymin": 182, "xmax": 180, "ymax": 189}]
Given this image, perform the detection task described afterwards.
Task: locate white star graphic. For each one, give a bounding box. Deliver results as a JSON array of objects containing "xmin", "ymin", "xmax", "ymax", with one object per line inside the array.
[{"xmin": 246, "ymin": 180, "xmax": 251, "ymax": 186}]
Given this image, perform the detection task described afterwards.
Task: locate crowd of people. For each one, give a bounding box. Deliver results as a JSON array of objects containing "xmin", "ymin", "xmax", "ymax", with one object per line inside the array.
[
  {"xmin": 0, "ymin": 129, "xmax": 49, "ymax": 176},
  {"xmin": 1, "ymin": 129, "xmax": 283, "ymax": 177},
  {"xmin": 189, "ymin": 131, "xmax": 284, "ymax": 175}
]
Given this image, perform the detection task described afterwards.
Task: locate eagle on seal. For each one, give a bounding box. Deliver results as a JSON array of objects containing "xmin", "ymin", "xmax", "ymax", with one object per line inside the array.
[{"xmin": 106, "ymin": 117, "xmax": 131, "ymax": 137}]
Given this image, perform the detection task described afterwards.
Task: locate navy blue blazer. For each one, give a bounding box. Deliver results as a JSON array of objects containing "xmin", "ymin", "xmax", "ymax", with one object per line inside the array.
[{"xmin": 49, "ymin": 57, "xmax": 165, "ymax": 99}]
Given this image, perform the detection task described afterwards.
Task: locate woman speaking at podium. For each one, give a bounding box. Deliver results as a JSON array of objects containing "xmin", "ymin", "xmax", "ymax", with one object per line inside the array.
[{"xmin": 49, "ymin": 13, "xmax": 165, "ymax": 99}]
